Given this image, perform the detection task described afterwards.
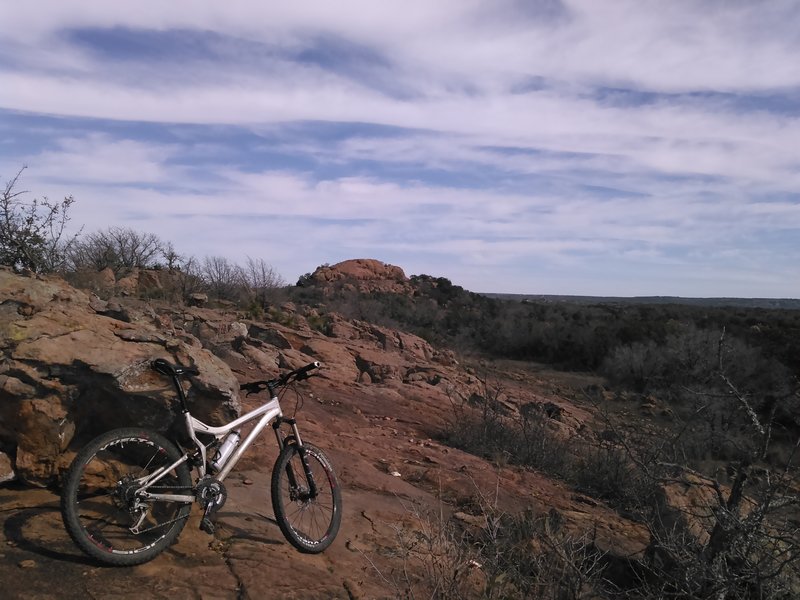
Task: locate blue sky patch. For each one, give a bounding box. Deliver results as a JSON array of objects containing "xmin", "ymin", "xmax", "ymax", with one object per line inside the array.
[{"xmin": 1, "ymin": 2, "xmax": 798, "ymax": 297}]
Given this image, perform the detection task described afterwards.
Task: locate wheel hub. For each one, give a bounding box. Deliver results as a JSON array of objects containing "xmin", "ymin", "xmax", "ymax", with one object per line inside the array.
[{"xmin": 114, "ymin": 476, "xmax": 141, "ymax": 510}]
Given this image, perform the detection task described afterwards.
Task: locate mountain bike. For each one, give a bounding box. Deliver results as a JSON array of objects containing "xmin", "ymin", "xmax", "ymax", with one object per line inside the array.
[{"xmin": 60, "ymin": 359, "xmax": 342, "ymax": 566}]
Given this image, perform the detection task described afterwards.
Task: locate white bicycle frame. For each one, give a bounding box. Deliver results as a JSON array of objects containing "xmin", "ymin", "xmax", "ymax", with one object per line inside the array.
[{"xmin": 135, "ymin": 393, "xmax": 298, "ymax": 504}]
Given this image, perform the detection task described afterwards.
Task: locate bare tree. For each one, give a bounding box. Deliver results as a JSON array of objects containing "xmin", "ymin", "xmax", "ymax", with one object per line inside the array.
[
  {"xmin": 201, "ymin": 255, "xmax": 244, "ymax": 301},
  {"xmin": 68, "ymin": 226, "xmax": 163, "ymax": 275},
  {"xmin": 161, "ymin": 241, "xmax": 183, "ymax": 271},
  {"xmin": 591, "ymin": 329, "xmax": 800, "ymax": 599},
  {"xmin": 242, "ymin": 256, "xmax": 285, "ymax": 307},
  {"xmin": 171, "ymin": 255, "xmax": 204, "ymax": 298},
  {"xmin": 0, "ymin": 167, "xmax": 81, "ymax": 273}
]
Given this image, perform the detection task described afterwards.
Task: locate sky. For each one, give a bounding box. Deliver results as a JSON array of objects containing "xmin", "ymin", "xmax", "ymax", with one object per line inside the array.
[{"xmin": 1, "ymin": 1, "xmax": 799, "ymax": 298}]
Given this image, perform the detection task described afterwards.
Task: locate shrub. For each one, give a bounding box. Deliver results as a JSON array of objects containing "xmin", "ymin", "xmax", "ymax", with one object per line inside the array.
[
  {"xmin": 306, "ymin": 313, "xmax": 332, "ymax": 335},
  {"xmin": 368, "ymin": 494, "xmax": 609, "ymax": 599},
  {"xmin": 68, "ymin": 226, "xmax": 163, "ymax": 275},
  {"xmin": 0, "ymin": 167, "xmax": 80, "ymax": 273}
]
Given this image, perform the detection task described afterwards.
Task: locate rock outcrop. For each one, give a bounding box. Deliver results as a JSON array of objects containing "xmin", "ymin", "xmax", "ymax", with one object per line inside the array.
[
  {"xmin": 0, "ymin": 263, "xmax": 668, "ymax": 598},
  {"xmin": 0, "ymin": 268, "xmax": 239, "ymax": 485},
  {"xmin": 308, "ymin": 258, "xmax": 412, "ymax": 294}
]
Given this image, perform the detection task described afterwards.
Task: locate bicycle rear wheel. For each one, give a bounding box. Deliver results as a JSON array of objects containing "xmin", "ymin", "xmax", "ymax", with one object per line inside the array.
[
  {"xmin": 271, "ymin": 443, "xmax": 342, "ymax": 553},
  {"xmin": 60, "ymin": 428, "xmax": 192, "ymax": 566}
]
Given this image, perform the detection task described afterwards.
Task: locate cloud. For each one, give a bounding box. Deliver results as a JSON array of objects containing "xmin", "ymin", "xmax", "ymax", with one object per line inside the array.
[
  {"xmin": 29, "ymin": 134, "xmax": 177, "ymax": 185},
  {"xmin": 0, "ymin": 1, "xmax": 798, "ymax": 297},
  {"xmin": 5, "ymin": 1, "xmax": 800, "ymax": 92}
]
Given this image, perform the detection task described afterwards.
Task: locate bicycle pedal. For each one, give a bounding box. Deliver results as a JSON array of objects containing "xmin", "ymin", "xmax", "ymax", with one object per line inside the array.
[{"xmin": 199, "ymin": 517, "xmax": 216, "ymax": 535}]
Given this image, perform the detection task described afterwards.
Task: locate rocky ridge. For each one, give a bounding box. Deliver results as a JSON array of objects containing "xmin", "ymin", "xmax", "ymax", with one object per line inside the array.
[{"xmin": 0, "ymin": 262, "xmax": 696, "ymax": 598}]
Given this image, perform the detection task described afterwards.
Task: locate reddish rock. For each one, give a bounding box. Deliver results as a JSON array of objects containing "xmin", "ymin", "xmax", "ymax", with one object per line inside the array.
[
  {"xmin": 137, "ymin": 269, "xmax": 164, "ymax": 294},
  {"xmin": 0, "ymin": 268, "xmax": 240, "ymax": 485},
  {"xmin": 0, "ymin": 262, "xmax": 667, "ymax": 597},
  {"xmin": 0, "ymin": 451, "xmax": 14, "ymax": 483},
  {"xmin": 309, "ymin": 259, "xmax": 412, "ymax": 294},
  {"xmin": 299, "ymin": 338, "xmax": 359, "ymax": 381},
  {"xmin": 654, "ymin": 467, "xmax": 741, "ymax": 547},
  {"xmin": 116, "ymin": 268, "xmax": 139, "ymax": 296}
]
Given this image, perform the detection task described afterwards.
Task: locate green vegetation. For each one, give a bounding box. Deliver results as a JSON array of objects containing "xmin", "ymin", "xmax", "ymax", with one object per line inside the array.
[
  {"xmin": 0, "ymin": 172, "xmax": 286, "ymax": 311},
  {"xmin": 289, "ymin": 271, "xmax": 800, "ymax": 381},
  {"xmin": 293, "ymin": 268, "xmax": 800, "ymax": 599},
  {"xmin": 4, "ymin": 171, "xmax": 798, "ymax": 598},
  {"xmin": 1, "ymin": 167, "xmax": 80, "ymax": 273}
]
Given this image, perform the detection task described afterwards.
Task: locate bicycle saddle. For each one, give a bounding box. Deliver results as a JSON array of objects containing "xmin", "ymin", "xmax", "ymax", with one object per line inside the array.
[{"xmin": 152, "ymin": 358, "xmax": 200, "ymax": 377}]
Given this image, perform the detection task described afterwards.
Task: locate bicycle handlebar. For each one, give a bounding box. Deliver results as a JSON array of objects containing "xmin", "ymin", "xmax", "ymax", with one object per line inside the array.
[
  {"xmin": 240, "ymin": 361, "xmax": 321, "ymax": 395},
  {"xmin": 153, "ymin": 357, "xmax": 320, "ymax": 396},
  {"xmin": 294, "ymin": 361, "xmax": 321, "ymax": 381}
]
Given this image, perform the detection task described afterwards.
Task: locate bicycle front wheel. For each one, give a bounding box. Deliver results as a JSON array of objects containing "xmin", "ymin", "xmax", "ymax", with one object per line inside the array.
[
  {"xmin": 271, "ymin": 443, "xmax": 342, "ymax": 553},
  {"xmin": 60, "ymin": 428, "xmax": 193, "ymax": 566}
]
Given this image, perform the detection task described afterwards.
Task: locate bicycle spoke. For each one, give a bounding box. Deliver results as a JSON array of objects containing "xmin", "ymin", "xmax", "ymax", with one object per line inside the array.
[
  {"xmin": 62, "ymin": 429, "xmax": 192, "ymax": 564},
  {"xmin": 272, "ymin": 444, "xmax": 342, "ymax": 553}
]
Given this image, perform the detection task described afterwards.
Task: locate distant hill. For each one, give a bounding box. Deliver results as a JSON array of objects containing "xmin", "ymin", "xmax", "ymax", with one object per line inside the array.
[
  {"xmin": 483, "ymin": 293, "xmax": 800, "ymax": 310},
  {"xmin": 292, "ymin": 260, "xmax": 800, "ymax": 376}
]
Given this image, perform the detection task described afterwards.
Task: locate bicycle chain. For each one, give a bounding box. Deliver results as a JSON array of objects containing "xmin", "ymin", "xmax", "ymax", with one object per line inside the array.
[
  {"xmin": 128, "ymin": 485, "xmax": 195, "ymax": 535},
  {"xmin": 132, "ymin": 513, "xmax": 191, "ymax": 535}
]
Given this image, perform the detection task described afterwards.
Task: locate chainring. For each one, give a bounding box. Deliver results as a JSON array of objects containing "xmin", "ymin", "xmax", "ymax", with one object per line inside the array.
[{"xmin": 196, "ymin": 477, "xmax": 227, "ymax": 511}]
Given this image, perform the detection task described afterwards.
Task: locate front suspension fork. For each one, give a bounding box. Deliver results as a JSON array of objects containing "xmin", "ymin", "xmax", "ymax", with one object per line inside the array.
[{"xmin": 273, "ymin": 417, "xmax": 319, "ymax": 499}]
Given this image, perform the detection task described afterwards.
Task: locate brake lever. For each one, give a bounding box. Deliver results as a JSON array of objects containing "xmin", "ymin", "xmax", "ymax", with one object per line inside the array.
[{"xmin": 240, "ymin": 381, "xmax": 267, "ymax": 396}]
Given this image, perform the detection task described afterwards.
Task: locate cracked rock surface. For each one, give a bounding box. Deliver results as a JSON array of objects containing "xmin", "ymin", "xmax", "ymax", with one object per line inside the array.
[
  {"xmin": 0, "ymin": 374, "xmax": 649, "ymax": 599},
  {"xmin": 0, "ymin": 267, "xmax": 651, "ymax": 598}
]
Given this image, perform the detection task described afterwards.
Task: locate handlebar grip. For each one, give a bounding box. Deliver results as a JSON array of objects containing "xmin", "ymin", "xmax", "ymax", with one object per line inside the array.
[{"xmin": 295, "ymin": 361, "xmax": 321, "ymax": 380}]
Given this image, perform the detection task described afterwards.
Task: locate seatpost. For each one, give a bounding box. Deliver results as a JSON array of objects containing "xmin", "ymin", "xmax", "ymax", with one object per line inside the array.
[{"xmin": 171, "ymin": 375, "xmax": 190, "ymax": 413}]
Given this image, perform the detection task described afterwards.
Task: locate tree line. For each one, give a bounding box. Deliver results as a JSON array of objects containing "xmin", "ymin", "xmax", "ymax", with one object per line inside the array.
[
  {"xmin": 1, "ymin": 168, "xmax": 284, "ymax": 309},
  {"xmin": 292, "ymin": 272, "xmax": 800, "ymax": 379}
]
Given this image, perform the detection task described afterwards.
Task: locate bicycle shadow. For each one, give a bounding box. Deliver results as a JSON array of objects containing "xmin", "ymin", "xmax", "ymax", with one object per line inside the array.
[
  {"xmin": 3, "ymin": 503, "xmax": 100, "ymax": 566},
  {"xmin": 214, "ymin": 510, "xmax": 283, "ymax": 547},
  {"xmin": 3, "ymin": 495, "xmax": 285, "ymax": 564}
]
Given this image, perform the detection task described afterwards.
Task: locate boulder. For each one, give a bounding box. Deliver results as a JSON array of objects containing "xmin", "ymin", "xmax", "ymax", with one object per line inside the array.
[
  {"xmin": 299, "ymin": 338, "xmax": 359, "ymax": 382},
  {"xmin": 189, "ymin": 292, "xmax": 208, "ymax": 307},
  {"xmin": 0, "ymin": 268, "xmax": 240, "ymax": 486},
  {"xmin": 309, "ymin": 259, "xmax": 412, "ymax": 294},
  {"xmin": 396, "ymin": 331, "xmax": 434, "ymax": 361},
  {"xmin": 238, "ymin": 342, "xmax": 281, "ymax": 373},
  {"xmin": 137, "ymin": 269, "xmax": 164, "ymax": 295},
  {"xmin": 229, "ymin": 321, "xmax": 249, "ymax": 339},
  {"xmin": 355, "ymin": 348, "xmax": 409, "ymax": 383},
  {"xmin": 97, "ymin": 267, "xmax": 116, "ymax": 290},
  {"xmin": 116, "ymin": 269, "xmax": 139, "ymax": 296},
  {"xmin": 312, "ymin": 258, "xmax": 405, "ymax": 282},
  {"xmin": 653, "ymin": 468, "xmax": 725, "ymax": 547},
  {"xmin": 0, "ymin": 451, "xmax": 14, "ymax": 483},
  {"xmin": 248, "ymin": 324, "xmax": 293, "ymax": 349}
]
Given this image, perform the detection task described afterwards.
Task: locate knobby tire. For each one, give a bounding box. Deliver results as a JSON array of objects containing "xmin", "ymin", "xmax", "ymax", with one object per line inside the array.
[
  {"xmin": 60, "ymin": 428, "xmax": 192, "ymax": 566},
  {"xmin": 271, "ymin": 442, "xmax": 342, "ymax": 553}
]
